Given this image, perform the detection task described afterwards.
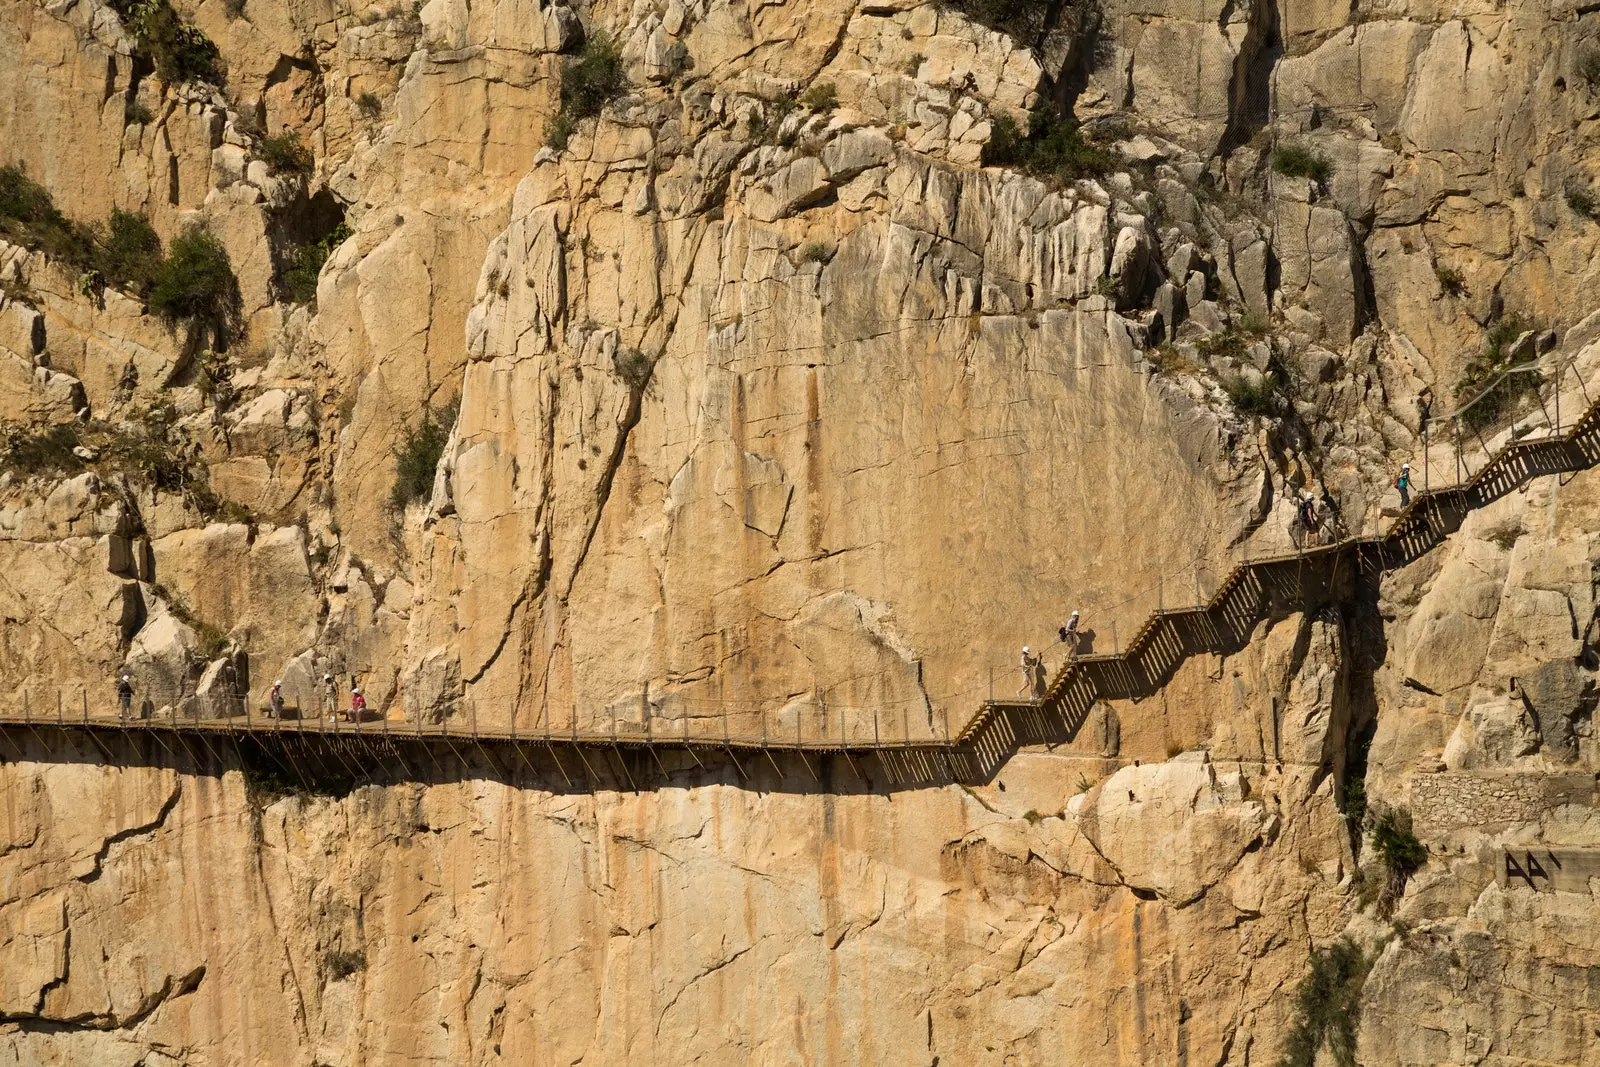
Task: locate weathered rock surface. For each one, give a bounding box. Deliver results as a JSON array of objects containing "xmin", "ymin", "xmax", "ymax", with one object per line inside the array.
[{"xmin": 3, "ymin": 0, "xmax": 1600, "ymax": 1062}]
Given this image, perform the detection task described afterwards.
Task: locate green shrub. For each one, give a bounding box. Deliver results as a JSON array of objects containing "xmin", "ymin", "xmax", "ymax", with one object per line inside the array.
[
  {"xmin": 544, "ymin": 32, "xmax": 625, "ymax": 151},
  {"xmin": 1434, "ymin": 263, "xmax": 1467, "ymax": 296},
  {"xmin": 1276, "ymin": 939, "xmax": 1371, "ymax": 1067},
  {"xmin": 1565, "ymin": 183, "xmax": 1600, "ymax": 221},
  {"xmin": 799, "ymin": 82, "xmax": 838, "ymax": 111},
  {"xmin": 560, "ymin": 32, "xmax": 625, "ymax": 122},
  {"xmin": 544, "ymin": 112, "xmax": 575, "ymax": 151},
  {"xmin": 148, "ymin": 226, "xmax": 241, "ymax": 342},
  {"xmin": 390, "ymin": 401, "xmax": 457, "ymax": 510},
  {"xmin": 982, "ymin": 104, "xmax": 1116, "ymax": 184},
  {"xmin": 1579, "ymin": 48, "xmax": 1600, "ymax": 86},
  {"xmin": 277, "ymin": 220, "xmax": 350, "ymax": 306},
  {"xmin": 1272, "ymin": 143, "xmax": 1333, "ymax": 185},
  {"xmin": 1222, "ymin": 370, "xmax": 1279, "ymax": 417},
  {"xmin": 749, "ymin": 93, "xmax": 798, "ymax": 145},
  {"xmin": 1371, "ymin": 807, "xmax": 1426, "ymax": 881},
  {"xmin": 1197, "ymin": 327, "xmax": 1250, "ymax": 363},
  {"xmin": 800, "ymin": 242, "xmax": 831, "ymax": 264},
  {"xmin": 258, "ymin": 132, "xmax": 313, "ymax": 175},
  {"xmin": 109, "ymin": 0, "xmax": 222, "ymax": 86},
  {"xmin": 324, "ymin": 948, "xmax": 366, "ymax": 980},
  {"xmin": 943, "ymin": 0, "xmax": 1055, "ymax": 45},
  {"xmin": 125, "ymin": 100, "xmax": 155, "ymax": 126},
  {"xmin": 1454, "ymin": 316, "xmax": 1540, "ymax": 430},
  {"xmin": 1, "ymin": 423, "xmax": 85, "ymax": 477},
  {"xmin": 356, "ymin": 91, "xmax": 382, "ymax": 119},
  {"xmin": 98, "ymin": 208, "xmax": 163, "ymax": 296},
  {"xmin": 0, "ymin": 163, "xmax": 96, "ymax": 266},
  {"xmin": 612, "ymin": 348, "xmax": 655, "ymax": 390}
]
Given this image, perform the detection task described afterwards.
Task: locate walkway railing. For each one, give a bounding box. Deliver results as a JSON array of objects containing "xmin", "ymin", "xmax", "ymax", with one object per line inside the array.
[{"xmin": 4, "ymin": 349, "xmax": 1598, "ymax": 787}]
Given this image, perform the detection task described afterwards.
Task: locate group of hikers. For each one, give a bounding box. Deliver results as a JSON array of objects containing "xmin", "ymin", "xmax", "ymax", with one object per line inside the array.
[
  {"xmin": 1014, "ymin": 462, "xmax": 1418, "ymax": 698},
  {"xmin": 1016, "ymin": 611, "xmax": 1080, "ymax": 699},
  {"xmin": 114, "ymin": 672, "xmax": 369, "ymax": 722}
]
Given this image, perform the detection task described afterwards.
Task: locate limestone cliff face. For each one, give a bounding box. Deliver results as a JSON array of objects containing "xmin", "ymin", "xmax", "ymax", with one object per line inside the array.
[{"xmin": 4, "ymin": 0, "xmax": 1600, "ymax": 1063}]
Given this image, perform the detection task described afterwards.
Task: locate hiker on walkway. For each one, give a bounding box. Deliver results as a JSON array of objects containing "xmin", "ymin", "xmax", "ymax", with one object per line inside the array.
[
  {"xmin": 1058, "ymin": 611, "xmax": 1081, "ymax": 658},
  {"xmin": 349, "ymin": 686, "xmax": 367, "ymax": 723},
  {"xmin": 269, "ymin": 680, "xmax": 284, "ymax": 720},
  {"xmin": 1293, "ymin": 490, "xmax": 1321, "ymax": 546},
  {"xmin": 117, "ymin": 674, "xmax": 133, "ymax": 719},
  {"xmin": 1396, "ymin": 463, "xmax": 1412, "ymax": 508},
  {"xmin": 322, "ymin": 673, "xmax": 337, "ymax": 717},
  {"xmin": 1316, "ymin": 489, "xmax": 1344, "ymax": 543},
  {"xmin": 1017, "ymin": 646, "xmax": 1037, "ymax": 698}
]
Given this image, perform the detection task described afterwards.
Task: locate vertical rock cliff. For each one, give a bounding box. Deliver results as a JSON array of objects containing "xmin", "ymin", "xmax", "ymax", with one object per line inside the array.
[{"xmin": 3, "ymin": 0, "xmax": 1600, "ymax": 1063}]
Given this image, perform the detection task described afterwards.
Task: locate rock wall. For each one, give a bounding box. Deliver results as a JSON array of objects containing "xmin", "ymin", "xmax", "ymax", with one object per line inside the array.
[{"xmin": 3, "ymin": 0, "xmax": 1600, "ymax": 1062}]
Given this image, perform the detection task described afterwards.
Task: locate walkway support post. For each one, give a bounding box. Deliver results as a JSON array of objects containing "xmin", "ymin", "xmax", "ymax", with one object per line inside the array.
[{"xmin": 1456, "ymin": 417, "xmax": 1463, "ymax": 485}]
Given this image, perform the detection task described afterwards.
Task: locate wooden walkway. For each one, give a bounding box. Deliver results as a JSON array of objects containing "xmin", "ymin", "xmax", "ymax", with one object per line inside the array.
[{"xmin": 5, "ymin": 365, "xmax": 1599, "ymax": 789}]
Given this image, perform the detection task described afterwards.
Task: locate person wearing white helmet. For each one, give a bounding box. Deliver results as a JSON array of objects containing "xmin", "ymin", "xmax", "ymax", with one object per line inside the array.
[
  {"xmin": 349, "ymin": 685, "xmax": 367, "ymax": 723},
  {"xmin": 321, "ymin": 672, "xmax": 337, "ymax": 718},
  {"xmin": 1018, "ymin": 646, "xmax": 1043, "ymax": 699},
  {"xmin": 1396, "ymin": 462, "xmax": 1412, "ymax": 507},
  {"xmin": 116, "ymin": 673, "xmax": 134, "ymax": 719},
  {"xmin": 269, "ymin": 679, "xmax": 284, "ymax": 720},
  {"xmin": 1058, "ymin": 610, "xmax": 1082, "ymax": 659}
]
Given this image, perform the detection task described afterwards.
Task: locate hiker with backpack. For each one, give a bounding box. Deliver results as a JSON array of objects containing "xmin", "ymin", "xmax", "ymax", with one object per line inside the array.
[{"xmin": 1396, "ymin": 463, "xmax": 1412, "ymax": 507}]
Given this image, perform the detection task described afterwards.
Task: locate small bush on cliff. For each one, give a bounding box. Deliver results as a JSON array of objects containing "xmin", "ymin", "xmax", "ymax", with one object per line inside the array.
[
  {"xmin": 798, "ymin": 82, "xmax": 838, "ymax": 112},
  {"xmin": 1565, "ymin": 183, "xmax": 1600, "ymax": 221},
  {"xmin": 0, "ymin": 164, "xmax": 96, "ymax": 266},
  {"xmin": 277, "ymin": 220, "xmax": 350, "ymax": 306},
  {"xmin": 109, "ymin": 0, "xmax": 222, "ymax": 86},
  {"xmin": 1580, "ymin": 48, "xmax": 1600, "ymax": 87},
  {"xmin": 1222, "ymin": 371, "xmax": 1279, "ymax": 418},
  {"xmin": 612, "ymin": 348, "xmax": 655, "ymax": 391},
  {"xmin": 148, "ymin": 226, "xmax": 241, "ymax": 343},
  {"xmin": 258, "ymin": 132, "xmax": 314, "ymax": 176},
  {"xmin": 1371, "ymin": 807, "xmax": 1425, "ymax": 884},
  {"xmin": 0, "ymin": 169, "xmax": 168, "ymax": 298},
  {"xmin": 1276, "ymin": 938, "xmax": 1371, "ymax": 1067},
  {"xmin": 1454, "ymin": 316, "xmax": 1540, "ymax": 430},
  {"xmin": 943, "ymin": 0, "xmax": 1092, "ymax": 52},
  {"xmin": 323, "ymin": 948, "xmax": 367, "ymax": 980},
  {"xmin": 0, "ymin": 423, "xmax": 85, "ymax": 477},
  {"xmin": 982, "ymin": 104, "xmax": 1115, "ymax": 184},
  {"xmin": 1271, "ymin": 143, "xmax": 1333, "ymax": 186},
  {"xmin": 98, "ymin": 208, "xmax": 164, "ymax": 296},
  {"xmin": 390, "ymin": 401, "xmax": 457, "ymax": 510},
  {"xmin": 546, "ymin": 31, "xmax": 625, "ymax": 151},
  {"xmin": 1434, "ymin": 263, "xmax": 1467, "ymax": 296}
]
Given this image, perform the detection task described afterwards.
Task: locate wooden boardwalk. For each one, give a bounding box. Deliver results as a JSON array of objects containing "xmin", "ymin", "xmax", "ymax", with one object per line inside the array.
[{"xmin": 5, "ymin": 362, "xmax": 1599, "ymax": 789}]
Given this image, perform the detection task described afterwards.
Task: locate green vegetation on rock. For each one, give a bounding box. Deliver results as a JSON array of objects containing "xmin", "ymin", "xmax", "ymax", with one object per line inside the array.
[
  {"xmin": 982, "ymin": 104, "xmax": 1115, "ymax": 184},
  {"xmin": 108, "ymin": 0, "xmax": 222, "ymax": 86},
  {"xmin": 390, "ymin": 401, "xmax": 458, "ymax": 510}
]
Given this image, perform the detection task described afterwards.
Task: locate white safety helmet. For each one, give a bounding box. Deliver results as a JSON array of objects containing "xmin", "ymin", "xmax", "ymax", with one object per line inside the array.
[
  {"xmin": 273, "ymin": 679, "xmax": 282, "ymax": 687},
  {"xmin": 1021, "ymin": 646, "xmax": 1031, "ymax": 654},
  {"xmin": 1070, "ymin": 611, "xmax": 1079, "ymax": 619},
  {"xmin": 1401, "ymin": 463, "xmax": 1410, "ymax": 470},
  {"xmin": 121, "ymin": 674, "xmax": 131, "ymax": 682},
  {"xmin": 352, "ymin": 686, "xmax": 361, "ymax": 694}
]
